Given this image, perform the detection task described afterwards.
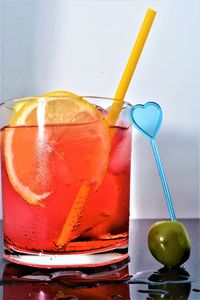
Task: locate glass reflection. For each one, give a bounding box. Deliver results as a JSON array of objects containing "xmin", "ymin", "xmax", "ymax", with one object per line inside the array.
[{"xmin": 2, "ymin": 259, "xmax": 131, "ymax": 300}]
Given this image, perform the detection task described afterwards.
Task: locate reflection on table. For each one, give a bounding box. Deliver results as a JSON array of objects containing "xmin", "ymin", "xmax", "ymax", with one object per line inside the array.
[{"xmin": 2, "ymin": 259, "xmax": 131, "ymax": 300}]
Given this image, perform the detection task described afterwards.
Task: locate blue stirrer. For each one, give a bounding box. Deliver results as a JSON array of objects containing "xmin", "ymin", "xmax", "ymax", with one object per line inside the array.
[{"xmin": 130, "ymin": 102, "xmax": 176, "ymax": 221}]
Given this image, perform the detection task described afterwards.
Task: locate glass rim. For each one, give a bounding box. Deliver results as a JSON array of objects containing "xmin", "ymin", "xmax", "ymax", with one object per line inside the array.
[
  {"xmin": 0, "ymin": 95, "xmax": 132, "ymax": 128},
  {"xmin": 0, "ymin": 95, "xmax": 132, "ymax": 107}
]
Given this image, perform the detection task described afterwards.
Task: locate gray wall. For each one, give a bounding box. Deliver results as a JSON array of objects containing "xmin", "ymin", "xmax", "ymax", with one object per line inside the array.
[{"xmin": 1, "ymin": 0, "xmax": 200, "ymax": 219}]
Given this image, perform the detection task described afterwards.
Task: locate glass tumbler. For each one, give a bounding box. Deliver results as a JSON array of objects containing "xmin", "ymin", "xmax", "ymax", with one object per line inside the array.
[{"xmin": 0, "ymin": 96, "xmax": 132, "ymax": 268}]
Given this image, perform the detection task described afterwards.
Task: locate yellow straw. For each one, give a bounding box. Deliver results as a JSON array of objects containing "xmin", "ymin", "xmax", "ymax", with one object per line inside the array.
[
  {"xmin": 107, "ymin": 8, "xmax": 156, "ymax": 125},
  {"xmin": 56, "ymin": 8, "xmax": 156, "ymax": 249}
]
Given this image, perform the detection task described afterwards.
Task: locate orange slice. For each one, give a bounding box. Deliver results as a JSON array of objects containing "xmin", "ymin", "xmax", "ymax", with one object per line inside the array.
[
  {"xmin": 4, "ymin": 92, "xmax": 110, "ymax": 206},
  {"xmin": 12, "ymin": 90, "xmax": 77, "ymax": 113}
]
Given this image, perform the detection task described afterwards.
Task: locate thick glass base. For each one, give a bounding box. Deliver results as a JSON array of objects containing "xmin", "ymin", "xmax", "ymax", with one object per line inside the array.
[{"xmin": 4, "ymin": 246, "xmax": 128, "ymax": 268}]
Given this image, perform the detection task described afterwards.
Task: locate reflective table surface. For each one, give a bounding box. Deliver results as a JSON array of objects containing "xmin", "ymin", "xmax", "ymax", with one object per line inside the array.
[{"xmin": 0, "ymin": 219, "xmax": 199, "ymax": 300}]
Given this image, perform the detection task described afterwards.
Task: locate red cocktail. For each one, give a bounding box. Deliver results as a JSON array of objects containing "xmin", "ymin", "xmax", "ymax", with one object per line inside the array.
[{"xmin": 1, "ymin": 95, "xmax": 132, "ymax": 268}]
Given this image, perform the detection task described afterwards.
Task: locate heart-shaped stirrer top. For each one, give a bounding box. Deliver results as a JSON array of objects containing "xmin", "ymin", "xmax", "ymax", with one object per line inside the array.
[
  {"xmin": 130, "ymin": 101, "xmax": 176, "ymax": 221},
  {"xmin": 130, "ymin": 102, "xmax": 162, "ymax": 139}
]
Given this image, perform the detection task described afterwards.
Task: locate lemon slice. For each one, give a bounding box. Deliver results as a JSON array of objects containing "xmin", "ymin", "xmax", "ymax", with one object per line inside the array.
[
  {"xmin": 4, "ymin": 93, "xmax": 110, "ymax": 206},
  {"xmin": 42, "ymin": 90, "xmax": 77, "ymax": 97},
  {"xmin": 13, "ymin": 102, "xmax": 27, "ymax": 113},
  {"xmin": 12, "ymin": 90, "xmax": 78, "ymax": 119}
]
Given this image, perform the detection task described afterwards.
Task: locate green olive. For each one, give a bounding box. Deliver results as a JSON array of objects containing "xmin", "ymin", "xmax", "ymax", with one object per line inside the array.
[{"xmin": 148, "ymin": 221, "xmax": 191, "ymax": 267}]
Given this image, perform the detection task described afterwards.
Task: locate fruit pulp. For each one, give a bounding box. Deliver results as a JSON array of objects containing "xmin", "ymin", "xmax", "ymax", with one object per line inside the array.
[{"xmin": 1, "ymin": 121, "xmax": 131, "ymax": 260}]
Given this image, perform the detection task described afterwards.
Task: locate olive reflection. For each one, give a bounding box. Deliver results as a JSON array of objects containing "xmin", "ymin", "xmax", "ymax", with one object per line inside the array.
[
  {"xmin": 2, "ymin": 261, "xmax": 131, "ymax": 300},
  {"xmin": 147, "ymin": 267, "xmax": 191, "ymax": 300}
]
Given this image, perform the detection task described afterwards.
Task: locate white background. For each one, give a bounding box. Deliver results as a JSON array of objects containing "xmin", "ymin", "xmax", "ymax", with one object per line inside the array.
[{"xmin": 1, "ymin": 0, "xmax": 200, "ymax": 219}]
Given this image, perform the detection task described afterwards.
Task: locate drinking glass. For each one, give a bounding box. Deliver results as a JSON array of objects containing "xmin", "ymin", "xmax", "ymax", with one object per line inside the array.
[{"xmin": 0, "ymin": 96, "xmax": 132, "ymax": 268}]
